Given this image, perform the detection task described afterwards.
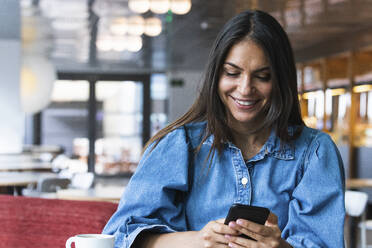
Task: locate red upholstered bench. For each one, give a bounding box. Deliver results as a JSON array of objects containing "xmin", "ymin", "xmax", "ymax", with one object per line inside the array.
[{"xmin": 0, "ymin": 195, "xmax": 118, "ymax": 248}]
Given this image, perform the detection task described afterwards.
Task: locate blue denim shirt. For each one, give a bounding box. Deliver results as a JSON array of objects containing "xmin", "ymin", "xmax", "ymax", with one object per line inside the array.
[{"xmin": 103, "ymin": 122, "xmax": 345, "ymax": 248}]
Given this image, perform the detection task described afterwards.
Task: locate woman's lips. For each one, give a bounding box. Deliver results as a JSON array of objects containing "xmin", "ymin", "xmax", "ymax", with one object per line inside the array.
[{"xmin": 231, "ymin": 96, "xmax": 260, "ymax": 109}]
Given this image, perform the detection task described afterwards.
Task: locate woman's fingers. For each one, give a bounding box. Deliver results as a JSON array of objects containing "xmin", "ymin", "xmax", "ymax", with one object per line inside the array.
[
  {"xmin": 202, "ymin": 229, "xmax": 228, "ymax": 244},
  {"xmin": 225, "ymin": 234, "xmax": 258, "ymax": 248},
  {"xmin": 214, "ymin": 220, "xmax": 240, "ymax": 235},
  {"xmin": 226, "ymin": 212, "xmax": 284, "ymax": 248},
  {"xmin": 265, "ymin": 212, "xmax": 278, "ymax": 226},
  {"xmin": 228, "ymin": 219, "xmax": 271, "ymax": 240},
  {"xmin": 199, "ymin": 219, "xmax": 240, "ymax": 247}
]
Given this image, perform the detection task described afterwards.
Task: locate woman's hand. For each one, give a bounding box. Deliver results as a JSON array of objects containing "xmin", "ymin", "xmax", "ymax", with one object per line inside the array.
[
  {"xmin": 197, "ymin": 218, "xmax": 240, "ymax": 248},
  {"xmin": 225, "ymin": 213, "xmax": 292, "ymax": 248}
]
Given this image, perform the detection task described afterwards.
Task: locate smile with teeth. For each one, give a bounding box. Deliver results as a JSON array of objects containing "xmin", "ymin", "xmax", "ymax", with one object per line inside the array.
[{"xmin": 233, "ymin": 97, "xmax": 259, "ymax": 106}]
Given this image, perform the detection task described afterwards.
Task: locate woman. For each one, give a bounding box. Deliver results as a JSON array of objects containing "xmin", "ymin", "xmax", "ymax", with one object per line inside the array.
[{"xmin": 103, "ymin": 10, "xmax": 345, "ymax": 248}]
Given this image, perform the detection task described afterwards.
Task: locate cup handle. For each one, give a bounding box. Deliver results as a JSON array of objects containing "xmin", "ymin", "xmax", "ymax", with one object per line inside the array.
[{"xmin": 65, "ymin": 237, "xmax": 76, "ymax": 248}]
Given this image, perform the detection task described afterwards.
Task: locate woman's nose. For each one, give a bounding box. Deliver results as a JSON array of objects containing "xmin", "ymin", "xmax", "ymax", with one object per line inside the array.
[{"xmin": 237, "ymin": 76, "xmax": 254, "ymax": 95}]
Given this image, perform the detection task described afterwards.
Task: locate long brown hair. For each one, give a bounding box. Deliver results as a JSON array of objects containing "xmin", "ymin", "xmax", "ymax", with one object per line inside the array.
[{"xmin": 144, "ymin": 10, "xmax": 304, "ymax": 157}]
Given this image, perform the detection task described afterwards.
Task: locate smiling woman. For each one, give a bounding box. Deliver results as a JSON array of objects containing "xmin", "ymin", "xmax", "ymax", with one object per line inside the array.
[
  {"xmin": 218, "ymin": 40, "xmax": 272, "ymax": 139},
  {"xmin": 218, "ymin": 39, "xmax": 274, "ymax": 160},
  {"xmin": 103, "ymin": 10, "xmax": 345, "ymax": 248}
]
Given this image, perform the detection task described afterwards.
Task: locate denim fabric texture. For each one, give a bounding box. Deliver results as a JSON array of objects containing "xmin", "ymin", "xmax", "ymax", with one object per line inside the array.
[{"xmin": 103, "ymin": 122, "xmax": 345, "ymax": 248}]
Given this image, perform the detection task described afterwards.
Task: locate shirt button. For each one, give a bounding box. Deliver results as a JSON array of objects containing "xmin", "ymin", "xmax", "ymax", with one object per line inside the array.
[{"xmin": 241, "ymin": 177, "xmax": 248, "ymax": 186}]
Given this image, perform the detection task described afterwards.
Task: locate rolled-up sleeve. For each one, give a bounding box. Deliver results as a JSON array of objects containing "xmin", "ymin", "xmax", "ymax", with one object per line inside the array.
[
  {"xmin": 282, "ymin": 133, "xmax": 345, "ymax": 247},
  {"xmin": 102, "ymin": 127, "xmax": 190, "ymax": 248}
]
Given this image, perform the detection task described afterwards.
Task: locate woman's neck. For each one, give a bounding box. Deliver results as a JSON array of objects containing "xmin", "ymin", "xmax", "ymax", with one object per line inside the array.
[{"xmin": 231, "ymin": 125, "xmax": 272, "ymax": 161}]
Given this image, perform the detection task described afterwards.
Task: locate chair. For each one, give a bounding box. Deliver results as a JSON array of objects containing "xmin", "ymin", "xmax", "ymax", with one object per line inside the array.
[
  {"xmin": 38, "ymin": 177, "xmax": 71, "ymax": 192},
  {"xmin": 359, "ymin": 204, "xmax": 372, "ymax": 248},
  {"xmin": 70, "ymin": 172, "xmax": 94, "ymax": 189},
  {"xmin": 22, "ymin": 177, "xmax": 71, "ymax": 198},
  {"xmin": 345, "ymin": 190, "xmax": 369, "ymax": 248}
]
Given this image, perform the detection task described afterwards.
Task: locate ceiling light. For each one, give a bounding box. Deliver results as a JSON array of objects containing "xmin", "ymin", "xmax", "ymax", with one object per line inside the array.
[
  {"xmin": 330, "ymin": 88, "xmax": 346, "ymax": 96},
  {"xmin": 110, "ymin": 17, "xmax": 128, "ymax": 35},
  {"xmin": 302, "ymin": 91, "xmax": 315, "ymax": 100},
  {"xmin": 21, "ymin": 56, "xmax": 56, "ymax": 114},
  {"xmin": 126, "ymin": 36, "xmax": 143, "ymax": 52},
  {"xmin": 353, "ymin": 85, "xmax": 372, "ymax": 93},
  {"xmin": 112, "ymin": 38, "xmax": 127, "ymax": 52},
  {"xmin": 127, "ymin": 15, "xmax": 145, "ymax": 36},
  {"xmin": 129, "ymin": 0, "xmax": 192, "ymax": 15},
  {"xmin": 150, "ymin": 0, "xmax": 170, "ymax": 14},
  {"xmin": 170, "ymin": 0, "xmax": 191, "ymax": 15},
  {"xmin": 128, "ymin": 0, "xmax": 150, "ymax": 14},
  {"xmin": 96, "ymin": 36, "xmax": 143, "ymax": 53},
  {"xmin": 144, "ymin": 17, "xmax": 162, "ymax": 36}
]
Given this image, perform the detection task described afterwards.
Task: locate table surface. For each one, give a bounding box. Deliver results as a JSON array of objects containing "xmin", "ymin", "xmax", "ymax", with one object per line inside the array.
[
  {"xmin": 57, "ymin": 185, "xmax": 125, "ymax": 203},
  {"xmin": 0, "ymin": 162, "xmax": 53, "ymax": 172},
  {"xmin": 346, "ymin": 178, "xmax": 372, "ymax": 188},
  {"xmin": 0, "ymin": 171, "xmax": 57, "ymax": 187}
]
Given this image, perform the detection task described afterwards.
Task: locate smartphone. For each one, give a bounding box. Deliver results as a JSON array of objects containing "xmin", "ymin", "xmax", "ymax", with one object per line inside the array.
[{"xmin": 224, "ymin": 204, "xmax": 270, "ymax": 240}]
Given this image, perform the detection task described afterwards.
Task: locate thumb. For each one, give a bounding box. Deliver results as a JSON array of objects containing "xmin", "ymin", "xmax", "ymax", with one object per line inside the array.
[{"xmin": 265, "ymin": 212, "xmax": 278, "ymax": 227}]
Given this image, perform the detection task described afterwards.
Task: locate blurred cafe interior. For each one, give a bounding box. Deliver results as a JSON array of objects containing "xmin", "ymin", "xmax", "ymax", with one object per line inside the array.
[{"xmin": 2, "ymin": 0, "xmax": 372, "ymax": 246}]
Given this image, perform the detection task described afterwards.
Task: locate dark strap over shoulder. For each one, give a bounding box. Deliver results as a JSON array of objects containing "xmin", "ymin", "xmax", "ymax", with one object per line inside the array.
[{"xmin": 183, "ymin": 125, "xmax": 194, "ymax": 190}]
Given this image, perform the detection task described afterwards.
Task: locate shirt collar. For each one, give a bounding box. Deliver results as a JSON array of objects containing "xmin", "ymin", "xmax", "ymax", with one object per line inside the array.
[
  {"xmin": 262, "ymin": 128, "xmax": 294, "ymax": 160},
  {"xmin": 203, "ymin": 128, "xmax": 295, "ymax": 161}
]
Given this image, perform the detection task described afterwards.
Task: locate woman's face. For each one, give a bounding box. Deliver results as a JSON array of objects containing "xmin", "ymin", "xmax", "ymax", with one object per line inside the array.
[{"xmin": 218, "ymin": 39, "xmax": 273, "ymax": 129}]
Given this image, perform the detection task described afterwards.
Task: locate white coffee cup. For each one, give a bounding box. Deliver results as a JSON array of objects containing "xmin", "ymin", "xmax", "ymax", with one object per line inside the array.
[{"xmin": 65, "ymin": 234, "xmax": 115, "ymax": 248}]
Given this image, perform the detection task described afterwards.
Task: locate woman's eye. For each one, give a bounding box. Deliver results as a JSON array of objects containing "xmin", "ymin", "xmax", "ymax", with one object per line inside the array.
[
  {"xmin": 256, "ymin": 74, "xmax": 271, "ymax": 81},
  {"xmin": 224, "ymin": 70, "xmax": 240, "ymax": 77}
]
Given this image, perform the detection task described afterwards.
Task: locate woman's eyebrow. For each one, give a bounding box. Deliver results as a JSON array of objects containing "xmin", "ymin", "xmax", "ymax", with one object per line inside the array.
[
  {"xmin": 224, "ymin": 62, "xmax": 242, "ymax": 70},
  {"xmin": 253, "ymin": 66, "xmax": 270, "ymax": 73},
  {"xmin": 224, "ymin": 62, "xmax": 270, "ymax": 73}
]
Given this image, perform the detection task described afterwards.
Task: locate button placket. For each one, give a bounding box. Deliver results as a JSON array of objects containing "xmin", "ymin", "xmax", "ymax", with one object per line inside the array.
[{"xmin": 231, "ymin": 147, "xmax": 251, "ymax": 204}]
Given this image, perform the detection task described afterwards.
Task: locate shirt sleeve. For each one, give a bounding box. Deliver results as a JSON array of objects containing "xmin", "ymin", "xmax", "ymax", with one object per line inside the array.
[
  {"xmin": 282, "ymin": 132, "xmax": 345, "ymax": 248},
  {"xmin": 102, "ymin": 127, "xmax": 191, "ymax": 248}
]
